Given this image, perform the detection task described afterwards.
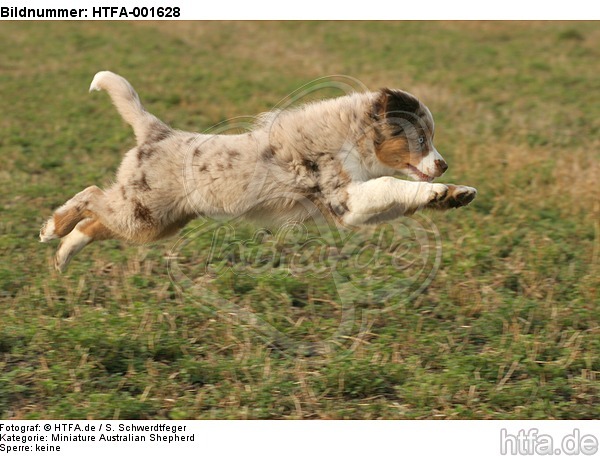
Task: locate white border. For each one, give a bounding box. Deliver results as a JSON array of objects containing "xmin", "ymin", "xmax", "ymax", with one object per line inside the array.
[
  {"xmin": 1, "ymin": 420, "xmax": 599, "ymax": 456},
  {"xmin": 3, "ymin": 0, "xmax": 600, "ymax": 19}
]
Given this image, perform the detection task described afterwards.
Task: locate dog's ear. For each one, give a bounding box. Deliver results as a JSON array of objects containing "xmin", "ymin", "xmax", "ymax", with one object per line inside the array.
[{"xmin": 373, "ymin": 88, "xmax": 421, "ymax": 120}]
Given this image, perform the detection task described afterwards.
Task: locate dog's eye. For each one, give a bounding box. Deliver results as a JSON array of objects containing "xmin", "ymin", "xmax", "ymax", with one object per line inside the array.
[{"xmin": 418, "ymin": 136, "xmax": 425, "ymax": 145}]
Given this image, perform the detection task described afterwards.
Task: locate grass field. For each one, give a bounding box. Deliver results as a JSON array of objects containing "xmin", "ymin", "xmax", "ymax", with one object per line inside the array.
[{"xmin": 0, "ymin": 21, "xmax": 598, "ymax": 419}]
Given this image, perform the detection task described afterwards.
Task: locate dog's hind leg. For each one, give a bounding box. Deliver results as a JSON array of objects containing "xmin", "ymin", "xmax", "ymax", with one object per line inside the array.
[
  {"xmin": 43, "ymin": 182, "xmax": 188, "ymax": 271},
  {"xmin": 40, "ymin": 186, "xmax": 122, "ymax": 271},
  {"xmin": 40, "ymin": 186, "xmax": 104, "ymax": 242},
  {"xmin": 54, "ymin": 218, "xmax": 116, "ymax": 272}
]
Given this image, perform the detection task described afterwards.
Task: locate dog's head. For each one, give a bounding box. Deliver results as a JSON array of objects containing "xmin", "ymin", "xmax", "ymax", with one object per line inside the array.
[{"xmin": 371, "ymin": 88, "xmax": 447, "ymax": 182}]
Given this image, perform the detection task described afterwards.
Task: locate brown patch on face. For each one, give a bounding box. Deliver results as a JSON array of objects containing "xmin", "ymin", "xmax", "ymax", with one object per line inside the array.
[
  {"xmin": 133, "ymin": 200, "xmax": 154, "ymax": 225},
  {"xmin": 375, "ymin": 137, "xmax": 423, "ymax": 170},
  {"xmin": 132, "ymin": 174, "xmax": 151, "ymax": 192}
]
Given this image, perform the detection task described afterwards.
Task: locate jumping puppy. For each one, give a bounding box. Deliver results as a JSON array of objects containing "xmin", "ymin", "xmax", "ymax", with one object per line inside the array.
[{"xmin": 40, "ymin": 71, "xmax": 476, "ymax": 271}]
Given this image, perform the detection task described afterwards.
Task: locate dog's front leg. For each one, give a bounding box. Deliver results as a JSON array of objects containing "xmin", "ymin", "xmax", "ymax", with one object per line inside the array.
[{"xmin": 340, "ymin": 177, "xmax": 476, "ymax": 226}]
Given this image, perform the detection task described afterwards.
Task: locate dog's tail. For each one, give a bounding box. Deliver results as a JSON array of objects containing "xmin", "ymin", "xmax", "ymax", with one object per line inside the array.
[{"xmin": 89, "ymin": 71, "xmax": 170, "ymax": 145}]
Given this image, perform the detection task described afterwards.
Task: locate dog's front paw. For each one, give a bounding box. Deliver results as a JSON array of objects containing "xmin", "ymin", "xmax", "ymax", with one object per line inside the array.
[
  {"xmin": 426, "ymin": 184, "xmax": 477, "ymax": 210},
  {"xmin": 449, "ymin": 185, "xmax": 477, "ymax": 208},
  {"xmin": 424, "ymin": 183, "xmax": 449, "ymax": 207}
]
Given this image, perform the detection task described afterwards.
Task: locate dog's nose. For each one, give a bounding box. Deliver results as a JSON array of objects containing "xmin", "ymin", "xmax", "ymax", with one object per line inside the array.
[{"xmin": 435, "ymin": 159, "xmax": 448, "ymax": 175}]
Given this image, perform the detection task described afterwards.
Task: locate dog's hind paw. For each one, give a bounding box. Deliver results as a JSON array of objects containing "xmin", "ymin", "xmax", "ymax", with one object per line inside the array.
[
  {"xmin": 426, "ymin": 184, "xmax": 477, "ymax": 210},
  {"xmin": 54, "ymin": 228, "xmax": 92, "ymax": 273},
  {"xmin": 40, "ymin": 217, "xmax": 58, "ymax": 242}
]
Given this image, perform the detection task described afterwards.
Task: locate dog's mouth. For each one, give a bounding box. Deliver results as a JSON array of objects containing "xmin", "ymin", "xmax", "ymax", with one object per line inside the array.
[{"xmin": 407, "ymin": 164, "xmax": 434, "ymax": 182}]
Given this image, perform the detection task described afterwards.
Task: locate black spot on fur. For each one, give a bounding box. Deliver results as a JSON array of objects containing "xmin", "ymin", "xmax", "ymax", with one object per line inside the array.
[
  {"xmin": 194, "ymin": 147, "xmax": 202, "ymax": 156},
  {"xmin": 137, "ymin": 145, "xmax": 155, "ymax": 162},
  {"xmin": 261, "ymin": 146, "xmax": 275, "ymax": 161},
  {"xmin": 198, "ymin": 164, "xmax": 208, "ymax": 172},
  {"xmin": 145, "ymin": 122, "xmax": 172, "ymax": 144},
  {"xmin": 132, "ymin": 174, "xmax": 151, "ymax": 192},
  {"xmin": 303, "ymin": 159, "xmax": 319, "ymax": 172},
  {"xmin": 228, "ymin": 150, "xmax": 240, "ymax": 158},
  {"xmin": 133, "ymin": 200, "xmax": 154, "ymax": 225}
]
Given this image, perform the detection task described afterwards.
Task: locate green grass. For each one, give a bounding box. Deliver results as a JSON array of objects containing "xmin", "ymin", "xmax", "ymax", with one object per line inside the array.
[{"xmin": 1, "ymin": 21, "xmax": 599, "ymax": 419}]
